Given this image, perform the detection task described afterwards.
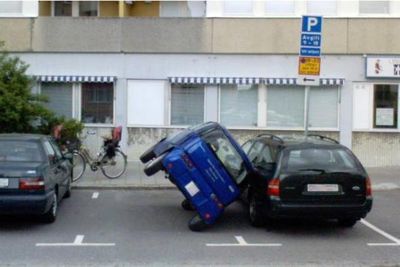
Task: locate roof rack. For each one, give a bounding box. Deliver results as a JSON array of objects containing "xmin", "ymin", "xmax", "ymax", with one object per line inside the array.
[
  {"xmin": 256, "ymin": 133, "xmax": 284, "ymax": 143},
  {"xmin": 307, "ymin": 134, "xmax": 339, "ymax": 144}
]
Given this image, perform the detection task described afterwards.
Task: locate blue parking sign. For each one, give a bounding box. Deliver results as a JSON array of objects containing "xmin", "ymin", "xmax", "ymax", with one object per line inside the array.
[{"xmin": 302, "ymin": 16, "xmax": 322, "ymax": 33}]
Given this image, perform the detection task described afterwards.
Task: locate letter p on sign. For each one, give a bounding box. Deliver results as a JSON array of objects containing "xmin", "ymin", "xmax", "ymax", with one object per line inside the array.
[{"xmin": 302, "ymin": 16, "xmax": 322, "ymax": 33}]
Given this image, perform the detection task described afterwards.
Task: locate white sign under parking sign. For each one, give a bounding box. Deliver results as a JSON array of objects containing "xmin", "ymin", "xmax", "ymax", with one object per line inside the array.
[{"xmin": 366, "ymin": 57, "xmax": 400, "ymax": 78}]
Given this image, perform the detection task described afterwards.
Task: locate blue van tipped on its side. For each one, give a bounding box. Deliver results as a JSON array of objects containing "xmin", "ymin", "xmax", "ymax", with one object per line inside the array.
[{"xmin": 141, "ymin": 122, "xmax": 253, "ymax": 231}]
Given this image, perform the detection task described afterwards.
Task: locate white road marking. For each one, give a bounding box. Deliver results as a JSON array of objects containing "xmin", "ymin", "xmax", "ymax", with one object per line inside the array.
[
  {"xmin": 361, "ymin": 219, "xmax": 400, "ymax": 247},
  {"xmin": 36, "ymin": 235, "xmax": 115, "ymax": 247},
  {"xmin": 92, "ymin": 192, "xmax": 99, "ymax": 199},
  {"xmin": 206, "ymin": 235, "xmax": 282, "ymax": 247}
]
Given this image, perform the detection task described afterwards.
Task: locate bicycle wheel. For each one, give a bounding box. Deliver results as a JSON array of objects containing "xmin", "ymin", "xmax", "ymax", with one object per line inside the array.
[
  {"xmin": 71, "ymin": 151, "xmax": 86, "ymax": 182},
  {"xmin": 100, "ymin": 150, "xmax": 127, "ymax": 179}
]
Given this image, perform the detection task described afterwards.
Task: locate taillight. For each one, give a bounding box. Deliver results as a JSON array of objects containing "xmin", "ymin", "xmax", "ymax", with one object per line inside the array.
[
  {"xmin": 366, "ymin": 177, "xmax": 372, "ymax": 197},
  {"xmin": 267, "ymin": 178, "xmax": 280, "ymax": 197},
  {"xmin": 181, "ymin": 154, "xmax": 194, "ymax": 169},
  {"xmin": 19, "ymin": 177, "xmax": 45, "ymax": 190}
]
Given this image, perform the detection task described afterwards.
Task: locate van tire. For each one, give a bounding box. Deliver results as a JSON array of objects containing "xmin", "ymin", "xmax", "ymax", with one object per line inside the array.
[
  {"xmin": 188, "ymin": 214, "xmax": 208, "ymax": 232},
  {"xmin": 143, "ymin": 153, "xmax": 166, "ymax": 176}
]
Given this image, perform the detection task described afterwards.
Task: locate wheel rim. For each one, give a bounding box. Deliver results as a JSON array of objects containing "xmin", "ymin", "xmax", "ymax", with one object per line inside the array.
[{"xmin": 101, "ymin": 151, "xmax": 127, "ymax": 179}]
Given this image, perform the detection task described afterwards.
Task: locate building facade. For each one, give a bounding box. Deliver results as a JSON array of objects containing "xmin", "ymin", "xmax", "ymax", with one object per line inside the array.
[{"xmin": 0, "ymin": 1, "xmax": 399, "ymax": 167}]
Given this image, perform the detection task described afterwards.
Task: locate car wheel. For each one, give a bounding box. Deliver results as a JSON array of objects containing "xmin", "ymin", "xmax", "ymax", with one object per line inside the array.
[
  {"xmin": 42, "ymin": 191, "xmax": 58, "ymax": 223},
  {"xmin": 64, "ymin": 175, "xmax": 72, "ymax": 199},
  {"xmin": 139, "ymin": 145, "xmax": 157, "ymax": 164},
  {"xmin": 181, "ymin": 199, "xmax": 195, "ymax": 211},
  {"xmin": 338, "ymin": 218, "xmax": 358, "ymax": 228},
  {"xmin": 249, "ymin": 194, "xmax": 265, "ymax": 227},
  {"xmin": 188, "ymin": 214, "xmax": 208, "ymax": 232},
  {"xmin": 143, "ymin": 153, "xmax": 166, "ymax": 176}
]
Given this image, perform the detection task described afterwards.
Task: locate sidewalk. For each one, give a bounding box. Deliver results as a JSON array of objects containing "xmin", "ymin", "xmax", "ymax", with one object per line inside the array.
[{"xmin": 73, "ymin": 161, "xmax": 400, "ymax": 191}]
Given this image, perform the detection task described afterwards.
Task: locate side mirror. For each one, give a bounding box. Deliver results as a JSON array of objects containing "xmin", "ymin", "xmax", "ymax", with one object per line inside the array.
[{"xmin": 48, "ymin": 155, "xmax": 57, "ymax": 165}]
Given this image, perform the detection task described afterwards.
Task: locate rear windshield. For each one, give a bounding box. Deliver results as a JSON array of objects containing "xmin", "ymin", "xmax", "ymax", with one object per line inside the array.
[
  {"xmin": 283, "ymin": 147, "xmax": 360, "ymax": 173},
  {"xmin": 0, "ymin": 140, "xmax": 44, "ymax": 162}
]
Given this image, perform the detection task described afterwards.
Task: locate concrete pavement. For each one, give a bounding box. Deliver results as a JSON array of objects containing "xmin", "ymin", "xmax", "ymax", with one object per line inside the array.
[{"xmin": 73, "ymin": 160, "xmax": 400, "ymax": 191}]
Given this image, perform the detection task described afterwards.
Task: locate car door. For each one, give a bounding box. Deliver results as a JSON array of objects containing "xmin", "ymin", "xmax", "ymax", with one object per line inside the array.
[
  {"xmin": 43, "ymin": 139, "xmax": 63, "ymax": 197},
  {"xmin": 49, "ymin": 138, "xmax": 71, "ymax": 196}
]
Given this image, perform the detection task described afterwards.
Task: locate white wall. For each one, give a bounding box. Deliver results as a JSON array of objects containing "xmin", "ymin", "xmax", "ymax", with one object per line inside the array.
[{"xmin": 0, "ymin": 0, "xmax": 38, "ymax": 17}]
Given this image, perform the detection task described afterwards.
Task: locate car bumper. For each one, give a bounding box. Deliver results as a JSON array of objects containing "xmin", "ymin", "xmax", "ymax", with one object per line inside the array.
[
  {"xmin": 0, "ymin": 191, "xmax": 53, "ymax": 215},
  {"xmin": 266, "ymin": 197, "xmax": 373, "ymax": 219}
]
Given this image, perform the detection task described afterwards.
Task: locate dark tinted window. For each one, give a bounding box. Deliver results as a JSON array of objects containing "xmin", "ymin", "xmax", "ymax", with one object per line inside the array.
[
  {"xmin": 283, "ymin": 147, "xmax": 359, "ymax": 172},
  {"xmin": 0, "ymin": 140, "xmax": 44, "ymax": 162}
]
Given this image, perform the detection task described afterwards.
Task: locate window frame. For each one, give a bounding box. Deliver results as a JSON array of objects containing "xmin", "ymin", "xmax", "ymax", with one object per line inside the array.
[{"xmin": 52, "ymin": 1, "xmax": 99, "ymax": 17}]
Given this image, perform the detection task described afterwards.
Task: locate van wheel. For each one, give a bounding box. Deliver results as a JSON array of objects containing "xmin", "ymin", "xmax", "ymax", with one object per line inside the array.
[
  {"xmin": 143, "ymin": 153, "xmax": 166, "ymax": 176},
  {"xmin": 139, "ymin": 145, "xmax": 156, "ymax": 164},
  {"xmin": 188, "ymin": 214, "xmax": 208, "ymax": 232},
  {"xmin": 338, "ymin": 218, "xmax": 358, "ymax": 227},
  {"xmin": 181, "ymin": 199, "xmax": 196, "ymax": 211},
  {"xmin": 249, "ymin": 194, "xmax": 265, "ymax": 227}
]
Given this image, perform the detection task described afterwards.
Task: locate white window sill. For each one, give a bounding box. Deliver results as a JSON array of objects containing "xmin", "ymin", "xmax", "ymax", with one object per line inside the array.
[
  {"xmin": 84, "ymin": 123, "xmax": 114, "ymax": 128},
  {"xmin": 353, "ymin": 129, "xmax": 400, "ymax": 133}
]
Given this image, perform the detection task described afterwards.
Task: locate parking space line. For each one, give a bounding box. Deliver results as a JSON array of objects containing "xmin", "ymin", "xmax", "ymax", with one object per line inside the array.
[
  {"xmin": 361, "ymin": 219, "xmax": 400, "ymax": 247},
  {"xmin": 36, "ymin": 235, "xmax": 115, "ymax": 247},
  {"xmin": 206, "ymin": 236, "xmax": 282, "ymax": 247},
  {"xmin": 92, "ymin": 192, "xmax": 99, "ymax": 199}
]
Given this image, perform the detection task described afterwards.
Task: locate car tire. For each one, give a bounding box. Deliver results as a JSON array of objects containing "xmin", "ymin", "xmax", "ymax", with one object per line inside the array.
[
  {"xmin": 143, "ymin": 153, "xmax": 166, "ymax": 176},
  {"xmin": 338, "ymin": 218, "xmax": 358, "ymax": 227},
  {"xmin": 188, "ymin": 214, "xmax": 208, "ymax": 232},
  {"xmin": 181, "ymin": 199, "xmax": 195, "ymax": 211},
  {"xmin": 249, "ymin": 194, "xmax": 265, "ymax": 227},
  {"xmin": 42, "ymin": 191, "xmax": 58, "ymax": 223},
  {"xmin": 139, "ymin": 145, "xmax": 157, "ymax": 164},
  {"xmin": 64, "ymin": 175, "xmax": 72, "ymax": 199}
]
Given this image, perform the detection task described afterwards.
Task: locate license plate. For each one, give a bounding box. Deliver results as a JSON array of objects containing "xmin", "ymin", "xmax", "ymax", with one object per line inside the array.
[
  {"xmin": 307, "ymin": 184, "xmax": 338, "ymax": 192},
  {"xmin": 0, "ymin": 178, "xmax": 9, "ymax": 188}
]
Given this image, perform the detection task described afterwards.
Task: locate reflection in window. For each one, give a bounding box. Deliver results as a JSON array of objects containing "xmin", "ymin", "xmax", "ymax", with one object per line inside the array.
[
  {"xmin": 359, "ymin": 0, "xmax": 390, "ymax": 14},
  {"xmin": 79, "ymin": 1, "xmax": 98, "ymax": 16},
  {"xmin": 171, "ymin": 84, "xmax": 204, "ymax": 126},
  {"xmin": 81, "ymin": 83, "xmax": 114, "ymax": 124},
  {"xmin": 373, "ymin": 84, "xmax": 398, "ymax": 128},
  {"xmin": 267, "ymin": 86, "xmax": 305, "ymax": 128},
  {"xmin": 220, "ymin": 84, "xmax": 258, "ymax": 127},
  {"xmin": 54, "ymin": 1, "xmax": 72, "ymax": 16},
  {"xmin": 265, "ymin": 0, "xmax": 295, "ymax": 15},
  {"xmin": 307, "ymin": 0, "xmax": 337, "ymax": 16}
]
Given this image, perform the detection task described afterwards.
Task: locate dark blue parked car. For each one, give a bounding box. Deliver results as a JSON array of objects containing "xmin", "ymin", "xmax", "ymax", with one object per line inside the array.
[
  {"xmin": 0, "ymin": 134, "xmax": 73, "ymax": 223},
  {"xmin": 141, "ymin": 122, "xmax": 253, "ymax": 231}
]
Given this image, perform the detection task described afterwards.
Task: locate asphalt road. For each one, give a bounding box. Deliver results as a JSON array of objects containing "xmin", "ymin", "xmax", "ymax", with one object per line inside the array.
[{"xmin": 0, "ymin": 189, "xmax": 399, "ymax": 267}]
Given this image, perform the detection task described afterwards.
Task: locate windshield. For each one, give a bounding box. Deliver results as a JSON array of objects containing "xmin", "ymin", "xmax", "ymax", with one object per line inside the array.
[
  {"xmin": 203, "ymin": 131, "xmax": 246, "ymax": 183},
  {"xmin": 283, "ymin": 147, "xmax": 360, "ymax": 173},
  {"xmin": 0, "ymin": 140, "xmax": 44, "ymax": 162}
]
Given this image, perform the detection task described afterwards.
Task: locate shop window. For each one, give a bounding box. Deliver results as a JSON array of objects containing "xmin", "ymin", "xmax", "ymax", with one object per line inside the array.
[
  {"xmin": 54, "ymin": 1, "xmax": 72, "ymax": 16},
  {"xmin": 359, "ymin": 0, "xmax": 390, "ymax": 14},
  {"xmin": 81, "ymin": 83, "xmax": 114, "ymax": 124},
  {"xmin": 41, "ymin": 83, "xmax": 73, "ymax": 119},
  {"xmin": 79, "ymin": 1, "xmax": 98, "ymax": 16},
  {"xmin": 265, "ymin": 0, "xmax": 295, "ymax": 15},
  {"xmin": 223, "ymin": 1, "xmax": 253, "ymax": 15},
  {"xmin": 171, "ymin": 84, "xmax": 204, "ymax": 126},
  {"xmin": 0, "ymin": 1, "xmax": 22, "ymax": 14},
  {"xmin": 220, "ymin": 84, "xmax": 258, "ymax": 127},
  {"xmin": 373, "ymin": 84, "xmax": 398, "ymax": 129},
  {"xmin": 309, "ymin": 87, "xmax": 338, "ymax": 128},
  {"xmin": 307, "ymin": 0, "xmax": 337, "ymax": 16},
  {"xmin": 267, "ymin": 86, "xmax": 305, "ymax": 128}
]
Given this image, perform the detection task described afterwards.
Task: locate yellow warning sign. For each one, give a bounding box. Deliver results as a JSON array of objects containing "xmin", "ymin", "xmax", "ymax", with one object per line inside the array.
[{"xmin": 298, "ymin": 57, "xmax": 321, "ymax": 76}]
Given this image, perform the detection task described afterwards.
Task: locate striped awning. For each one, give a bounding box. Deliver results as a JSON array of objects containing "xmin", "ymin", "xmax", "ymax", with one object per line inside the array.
[
  {"xmin": 36, "ymin": 75, "xmax": 116, "ymax": 83},
  {"xmin": 169, "ymin": 77, "xmax": 344, "ymax": 86},
  {"xmin": 169, "ymin": 77, "xmax": 262, "ymax": 85}
]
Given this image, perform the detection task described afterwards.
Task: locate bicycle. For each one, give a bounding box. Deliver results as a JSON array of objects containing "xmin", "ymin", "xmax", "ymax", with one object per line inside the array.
[{"xmin": 69, "ymin": 127, "xmax": 127, "ymax": 181}]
